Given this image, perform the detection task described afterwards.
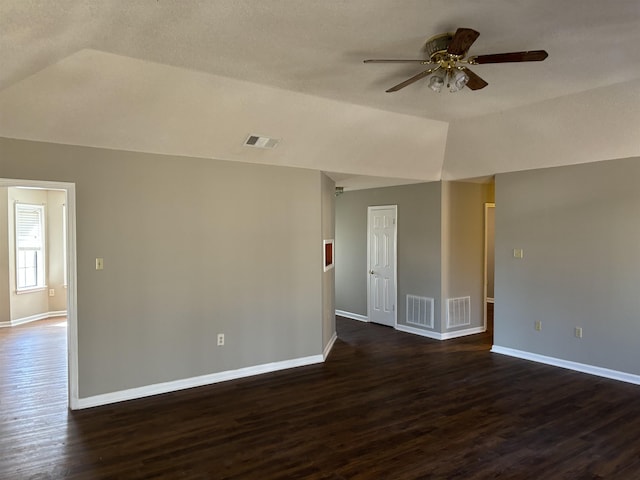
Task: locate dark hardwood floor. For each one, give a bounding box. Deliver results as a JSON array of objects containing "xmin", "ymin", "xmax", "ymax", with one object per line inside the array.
[{"xmin": 2, "ymin": 314, "xmax": 640, "ymax": 479}]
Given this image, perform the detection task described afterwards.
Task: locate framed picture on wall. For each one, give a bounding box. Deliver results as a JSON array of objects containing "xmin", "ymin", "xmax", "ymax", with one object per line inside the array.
[{"xmin": 323, "ymin": 239, "xmax": 334, "ymax": 272}]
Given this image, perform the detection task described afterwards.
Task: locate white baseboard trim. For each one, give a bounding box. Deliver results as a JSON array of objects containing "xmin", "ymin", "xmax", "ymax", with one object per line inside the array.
[
  {"xmin": 323, "ymin": 332, "xmax": 338, "ymax": 359},
  {"xmin": 491, "ymin": 345, "xmax": 640, "ymax": 386},
  {"xmin": 441, "ymin": 326, "xmax": 486, "ymax": 340},
  {"xmin": 395, "ymin": 324, "xmax": 442, "ymax": 340},
  {"xmin": 335, "ymin": 310, "xmax": 368, "ymax": 322},
  {"xmin": 75, "ymin": 353, "xmax": 325, "ymax": 410},
  {"xmin": 0, "ymin": 310, "xmax": 68, "ymax": 328},
  {"xmin": 396, "ymin": 324, "xmax": 486, "ymax": 341}
]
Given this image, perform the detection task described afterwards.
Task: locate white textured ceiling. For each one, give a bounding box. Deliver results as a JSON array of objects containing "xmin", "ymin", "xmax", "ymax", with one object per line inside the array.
[{"xmin": 2, "ymin": 1, "xmax": 640, "ymax": 187}]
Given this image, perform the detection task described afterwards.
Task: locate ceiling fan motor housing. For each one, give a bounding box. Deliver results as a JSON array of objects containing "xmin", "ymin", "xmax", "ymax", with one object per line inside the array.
[{"xmin": 424, "ymin": 33, "xmax": 454, "ymax": 61}]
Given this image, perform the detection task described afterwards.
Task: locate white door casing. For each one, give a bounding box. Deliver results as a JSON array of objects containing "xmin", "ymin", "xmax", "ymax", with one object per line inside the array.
[
  {"xmin": 0, "ymin": 178, "xmax": 78, "ymax": 410},
  {"xmin": 367, "ymin": 206, "xmax": 397, "ymax": 327},
  {"xmin": 483, "ymin": 203, "xmax": 495, "ymax": 331}
]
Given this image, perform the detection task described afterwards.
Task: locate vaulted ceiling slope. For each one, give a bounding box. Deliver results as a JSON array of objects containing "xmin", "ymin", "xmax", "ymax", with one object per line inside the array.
[{"xmin": 2, "ymin": 1, "xmax": 640, "ymax": 187}]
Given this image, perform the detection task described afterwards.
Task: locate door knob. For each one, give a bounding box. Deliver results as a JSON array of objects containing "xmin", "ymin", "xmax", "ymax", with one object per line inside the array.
[{"xmin": 369, "ymin": 270, "xmax": 374, "ymax": 275}]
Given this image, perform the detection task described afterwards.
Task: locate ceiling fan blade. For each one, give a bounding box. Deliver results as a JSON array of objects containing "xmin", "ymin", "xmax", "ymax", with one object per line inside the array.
[
  {"xmin": 464, "ymin": 68, "xmax": 488, "ymax": 90},
  {"xmin": 364, "ymin": 59, "xmax": 432, "ymax": 64},
  {"xmin": 386, "ymin": 67, "xmax": 437, "ymax": 92},
  {"xmin": 471, "ymin": 50, "xmax": 548, "ymax": 64},
  {"xmin": 447, "ymin": 28, "xmax": 480, "ymax": 56}
]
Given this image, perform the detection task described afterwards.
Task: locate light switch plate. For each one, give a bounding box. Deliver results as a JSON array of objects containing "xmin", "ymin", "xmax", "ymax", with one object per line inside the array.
[{"xmin": 96, "ymin": 258, "xmax": 104, "ymax": 270}]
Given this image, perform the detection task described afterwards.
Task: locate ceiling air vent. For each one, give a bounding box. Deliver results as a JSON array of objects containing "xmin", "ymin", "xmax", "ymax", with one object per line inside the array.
[{"xmin": 244, "ymin": 134, "xmax": 280, "ymax": 149}]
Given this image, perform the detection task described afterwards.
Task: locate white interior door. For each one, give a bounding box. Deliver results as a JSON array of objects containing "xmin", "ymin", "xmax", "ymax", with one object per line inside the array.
[{"xmin": 367, "ymin": 206, "xmax": 397, "ymax": 327}]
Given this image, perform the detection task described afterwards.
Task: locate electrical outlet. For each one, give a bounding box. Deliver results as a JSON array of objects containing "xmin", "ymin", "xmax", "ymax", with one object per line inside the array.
[
  {"xmin": 217, "ymin": 333, "xmax": 225, "ymax": 346},
  {"xmin": 49, "ymin": 288, "xmax": 55, "ymax": 297},
  {"xmin": 535, "ymin": 321, "xmax": 542, "ymax": 331},
  {"xmin": 513, "ymin": 248, "xmax": 524, "ymax": 259},
  {"xmin": 574, "ymin": 327, "xmax": 583, "ymax": 339}
]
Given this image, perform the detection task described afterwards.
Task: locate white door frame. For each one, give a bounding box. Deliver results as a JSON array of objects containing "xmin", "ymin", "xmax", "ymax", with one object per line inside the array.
[
  {"xmin": 367, "ymin": 205, "xmax": 398, "ymax": 327},
  {"xmin": 0, "ymin": 178, "xmax": 79, "ymax": 410},
  {"xmin": 483, "ymin": 202, "xmax": 495, "ymax": 332}
]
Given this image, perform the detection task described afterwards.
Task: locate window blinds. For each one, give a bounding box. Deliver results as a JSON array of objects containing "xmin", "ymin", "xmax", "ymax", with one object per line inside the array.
[{"xmin": 16, "ymin": 204, "xmax": 44, "ymax": 250}]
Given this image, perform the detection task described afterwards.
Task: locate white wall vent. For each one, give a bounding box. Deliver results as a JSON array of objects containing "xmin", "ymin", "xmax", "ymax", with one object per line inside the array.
[
  {"xmin": 447, "ymin": 296, "xmax": 471, "ymax": 328},
  {"xmin": 406, "ymin": 295, "xmax": 434, "ymax": 329},
  {"xmin": 243, "ymin": 134, "xmax": 280, "ymax": 149}
]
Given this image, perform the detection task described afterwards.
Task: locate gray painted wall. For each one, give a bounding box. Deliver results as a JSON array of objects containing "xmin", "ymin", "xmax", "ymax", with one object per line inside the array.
[
  {"xmin": 46, "ymin": 190, "xmax": 67, "ymax": 312},
  {"xmin": 0, "ymin": 137, "xmax": 328, "ymax": 398},
  {"xmin": 495, "ymin": 157, "xmax": 640, "ymax": 375},
  {"xmin": 335, "ymin": 182, "xmax": 442, "ymax": 330},
  {"xmin": 442, "ymin": 181, "xmax": 494, "ymax": 331}
]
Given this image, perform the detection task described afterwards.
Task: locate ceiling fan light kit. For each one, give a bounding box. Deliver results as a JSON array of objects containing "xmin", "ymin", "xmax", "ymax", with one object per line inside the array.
[
  {"xmin": 428, "ymin": 71, "xmax": 446, "ymax": 92},
  {"xmin": 427, "ymin": 68, "xmax": 469, "ymax": 93},
  {"xmin": 364, "ymin": 28, "xmax": 548, "ymax": 93}
]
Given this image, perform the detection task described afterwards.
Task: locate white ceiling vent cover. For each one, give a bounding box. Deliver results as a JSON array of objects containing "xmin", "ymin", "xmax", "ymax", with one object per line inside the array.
[{"xmin": 244, "ymin": 134, "xmax": 280, "ymax": 149}]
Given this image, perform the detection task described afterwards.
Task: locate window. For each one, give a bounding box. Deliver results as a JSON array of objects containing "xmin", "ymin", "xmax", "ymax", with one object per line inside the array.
[{"xmin": 15, "ymin": 203, "xmax": 45, "ymax": 290}]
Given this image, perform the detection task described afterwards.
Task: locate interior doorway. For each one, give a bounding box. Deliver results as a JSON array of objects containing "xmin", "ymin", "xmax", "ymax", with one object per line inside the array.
[
  {"xmin": 484, "ymin": 203, "xmax": 495, "ymax": 334},
  {"xmin": 367, "ymin": 205, "xmax": 397, "ymax": 327},
  {"xmin": 0, "ymin": 178, "xmax": 78, "ymax": 409}
]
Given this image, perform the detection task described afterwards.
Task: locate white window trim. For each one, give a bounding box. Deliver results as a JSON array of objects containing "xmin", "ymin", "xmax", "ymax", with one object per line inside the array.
[
  {"xmin": 15, "ymin": 202, "xmax": 46, "ymax": 292},
  {"xmin": 15, "ymin": 286, "xmax": 48, "ymax": 295}
]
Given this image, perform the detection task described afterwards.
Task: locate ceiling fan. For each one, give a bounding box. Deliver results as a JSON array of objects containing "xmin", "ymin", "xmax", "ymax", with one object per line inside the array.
[{"xmin": 364, "ymin": 28, "xmax": 548, "ymax": 93}]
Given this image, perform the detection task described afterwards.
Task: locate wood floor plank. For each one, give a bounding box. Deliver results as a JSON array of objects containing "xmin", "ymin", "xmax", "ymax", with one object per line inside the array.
[{"xmin": 2, "ymin": 315, "xmax": 640, "ymax": 479}]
